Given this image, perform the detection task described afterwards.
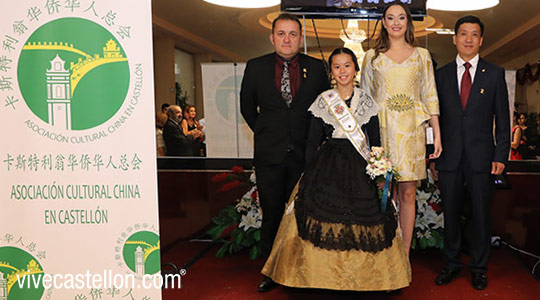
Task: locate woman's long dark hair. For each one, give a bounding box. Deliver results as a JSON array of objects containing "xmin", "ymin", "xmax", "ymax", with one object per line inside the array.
[{"xmin": 373, "ymin": 2, "xmax": 415, "ymax": 62}]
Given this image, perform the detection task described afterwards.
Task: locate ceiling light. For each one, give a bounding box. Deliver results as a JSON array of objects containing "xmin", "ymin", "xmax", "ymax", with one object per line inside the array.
[
  {"xmin": 203, "ymin": 0, "xmax": 280, "ymax": 9},
  {"xmin": 340, "ymin": 20, "xmax": 366, "ymax": 78},
  {"xmin": 427, "ymin": 0, "xmax": 499, "ymax": 11},
  {"xmin": 426, "ymin": 28, "xmax": 455, "ymax": 35}
]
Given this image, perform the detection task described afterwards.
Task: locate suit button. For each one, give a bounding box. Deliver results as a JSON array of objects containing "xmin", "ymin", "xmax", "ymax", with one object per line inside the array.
[{"xmin": 287, "ymin": 144, "xmax": 294, "ymax": 152}]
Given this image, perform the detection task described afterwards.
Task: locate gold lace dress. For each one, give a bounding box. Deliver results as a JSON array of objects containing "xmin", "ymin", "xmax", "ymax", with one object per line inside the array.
[
  {"xmin": 261, "ymin": 89, "xmax": 411, "ymax": 291},
  {"xmin": 360, "ymin": 47, "xmax": 439, "ymax": 181},
  {"xmin": 261, "ymin": 186, "xmax": 412, "ymax": 291}
]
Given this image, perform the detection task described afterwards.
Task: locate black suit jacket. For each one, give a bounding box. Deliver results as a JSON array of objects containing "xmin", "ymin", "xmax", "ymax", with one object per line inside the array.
[
  {"xmin": 163, "ymin": 119, "xmax": 194, "ymax": 156},
  {"xmin": 435, "ymin": 58, "xmax": 510, "ymax": 172},
  {"xmin": 240, "ymin": 53, "xmax": 329, "ymax": 166}
]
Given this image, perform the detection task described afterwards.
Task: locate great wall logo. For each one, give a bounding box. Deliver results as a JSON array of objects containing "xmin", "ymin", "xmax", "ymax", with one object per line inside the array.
[
  {"xmin": 18, "ymin": 17, "xmax": 129, "ymax": 131},
  {"xmin": 0, "ymin": 246, "xmax": 45, "ymax": 300}
]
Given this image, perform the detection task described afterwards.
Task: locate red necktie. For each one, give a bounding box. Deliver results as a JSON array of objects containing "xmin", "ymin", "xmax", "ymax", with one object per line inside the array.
[{"xmin": 460, "ymin": 62, "xmax": 472, "ymax": 110}]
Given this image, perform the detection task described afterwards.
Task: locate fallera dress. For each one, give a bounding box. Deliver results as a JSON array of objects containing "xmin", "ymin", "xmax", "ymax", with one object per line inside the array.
[
  {"xmin": 361, "ymin": 47, "xmax": 439, "ymax": 181},
  {"xmin": 261, "ymin": 88, "xmax": 411, "ymax": 291}
]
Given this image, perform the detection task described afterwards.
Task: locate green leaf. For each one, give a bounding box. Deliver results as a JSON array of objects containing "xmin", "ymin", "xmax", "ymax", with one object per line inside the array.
[
  {"xmin": 229, "ymin": 243, "xmax": 242, "ymax": 255},
  {"xmin": 249, "ymin": 245, "xmax": 261, "ymax": 260},
  {"xmin": 254, "ymin": 229, "xmax": 261, "ymax": 242},
  {"xmin": 235, "ymin": 230, "xmax": 245, "ymax": 245},
  {"xmin": 419, "ymin": 238, "xmax": 428, "ymax": 249},
  {"xmin": 241, "ymin": 233, "xmax": 255, "ymax": 247},
  {"xmin": 212, "ymin": 205, "xmax": 240, "ymax": 226},
  {"xmin": 207, "ymin": 225, "xmax": 227, "ymax": 241},
  {"xmin": 216, "ymin": 242, "xmax": 230, "ymax": 258}
]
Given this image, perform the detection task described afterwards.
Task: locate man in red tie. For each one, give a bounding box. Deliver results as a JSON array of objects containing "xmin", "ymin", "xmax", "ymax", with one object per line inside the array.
[{"xmin": 432, "ymin": 15, "xmax": 510, "ymax": 290}]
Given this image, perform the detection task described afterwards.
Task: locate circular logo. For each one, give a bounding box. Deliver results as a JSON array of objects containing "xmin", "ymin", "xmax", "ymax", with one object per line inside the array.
[
  {"xmin": 0, "ymin": 246, "xmax": 45, "ymax": 300},
  {"xmin": 215, "ymin": 75, "xmax": 245, "ymax": 123},
  {"xmin": 122, "ymin": 231, "xmax": 160, "ymax": 275},
  {"xmin": 18, "ymin": 17, "xmax": 130, "ymax": 130}
]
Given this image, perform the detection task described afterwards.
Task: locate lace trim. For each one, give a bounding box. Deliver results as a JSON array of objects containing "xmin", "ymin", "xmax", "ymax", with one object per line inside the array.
[
  {"xmin": 309, "ymin": 87, "xmax": 380, "ymax": 131},
  {"xmin": 296, "ymin": 213, "xmax": 397, "ymax": 252}
]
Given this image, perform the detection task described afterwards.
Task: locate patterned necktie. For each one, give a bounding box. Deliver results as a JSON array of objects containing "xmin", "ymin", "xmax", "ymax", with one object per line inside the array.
[
  {"xmin": 460, "ymin": 62, "xmax": 472, "ymax": 110},
  {"xmin": 281, "ymin": 61, "xmax": 293, "ymax": 107}
]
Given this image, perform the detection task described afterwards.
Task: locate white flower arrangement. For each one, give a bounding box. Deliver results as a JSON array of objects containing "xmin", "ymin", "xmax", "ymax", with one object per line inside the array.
[
  {"xmin": 412, "ymin": 169, "xmax": 444, "ymax": 249},
  {"xmin": 208, "ymin": 167, "xmax": 263, "ymax": 259},
  {"xmin": 366, "ymin": 152, "xmax": 394, "ymax": 179},
  {"xmin": 236, "ymin": 186, "xmax": 262, "ymax": 231},
  {"xmin": 365, "ymin": 150, "xmax": 399, "ymax": 205}
]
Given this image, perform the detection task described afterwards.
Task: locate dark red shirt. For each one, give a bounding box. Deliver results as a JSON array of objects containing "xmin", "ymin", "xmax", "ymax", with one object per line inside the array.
[{"xmin": 274, "ymin": 54, "xmax": 300, "ymax": 99}]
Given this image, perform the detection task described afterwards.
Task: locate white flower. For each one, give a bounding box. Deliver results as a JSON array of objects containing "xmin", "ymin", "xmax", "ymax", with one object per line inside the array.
[
  {"xmin": 417, "ymin": 203, "xmax": 426, "ymax": 214},
  {"xmin": 422, "ymin": 206, "xmax": 442, "ymax": 228},
  {"xmin": 432, "ymin": 212, "xmax": 444, "ymax": 229},
  {"xmin": 239, "ymin": 209, "xmax": 262, "ymax": 231},
  {"xmin": 235, "ymin": 198, "xmax": 250, "ymax": 213},
  {"xmin": 416, "ymin": 190, "xmax": 430, "ymax": 208},
  {"xmin": 415, "ymin": 213, "xmax": 429, "ymax": 230}
]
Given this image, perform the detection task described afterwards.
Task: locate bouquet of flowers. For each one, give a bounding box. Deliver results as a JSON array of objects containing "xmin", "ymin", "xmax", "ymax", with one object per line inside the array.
[
  {"xmin": 365, "ymin": 151, "xmax": 399, "ymax": 208},
  {"xmin": 412, "ymin": 168, "xmax": 444, "ymax": 249},
  {"xmin": 207, "ymin": 166, "xmax": 263, "ymax": 259}
]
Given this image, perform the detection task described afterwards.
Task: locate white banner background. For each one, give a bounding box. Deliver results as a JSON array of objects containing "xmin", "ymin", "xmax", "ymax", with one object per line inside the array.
[
  {"xmin": 0, "ymin": 1, "xmax": 162, "ymax": 299},
  {"xmin": 201, "ymin": 63, "xmax": 253, "ymax": 158}
]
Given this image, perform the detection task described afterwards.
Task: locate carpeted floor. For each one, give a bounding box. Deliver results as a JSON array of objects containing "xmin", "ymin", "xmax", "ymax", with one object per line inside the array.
[{"xmin": 161, "ymin": 240, "xmax": 540, "ymax": 299}]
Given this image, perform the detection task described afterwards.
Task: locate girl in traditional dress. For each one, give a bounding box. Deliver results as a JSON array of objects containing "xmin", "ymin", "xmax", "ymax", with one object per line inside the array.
[
  {"xmin": 360, "ymin": 3, "xmax": 442, "ymax": 254},
  {"xmin": 261, "ymin": 48, "xmax": 411, "ymax": 291}
]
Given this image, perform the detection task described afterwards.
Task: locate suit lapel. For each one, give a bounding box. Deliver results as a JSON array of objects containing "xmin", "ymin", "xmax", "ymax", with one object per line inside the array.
[
  {"xmin": 448, "ymin": 61, "xmax": 463, "ymax": 112},
  {"xmin": 293, "ymin": 54, "xmax": 308, "ymax": 106}
]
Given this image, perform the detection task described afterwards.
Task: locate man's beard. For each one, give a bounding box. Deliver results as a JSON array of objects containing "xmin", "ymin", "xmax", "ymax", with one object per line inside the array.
[{"xmin": 171, "ymin": 115, "xmax": 182, "ymax": 124}]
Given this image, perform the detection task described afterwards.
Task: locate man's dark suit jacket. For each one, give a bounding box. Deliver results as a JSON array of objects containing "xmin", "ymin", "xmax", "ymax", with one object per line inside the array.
[
  {"xmin": 163, "ymin": 119, "xmax": 194, "ymax": 156},
  {"xmin": 435, "ymin": 58, "xmax": 510, "ymax": 172},
  {"xmin": 240, "ymin": 53, "xmax": 329, "ymax": 166}
]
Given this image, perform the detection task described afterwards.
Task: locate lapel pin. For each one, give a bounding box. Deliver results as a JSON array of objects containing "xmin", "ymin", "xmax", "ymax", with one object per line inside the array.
[
  {"xmin": 303, "ymin": 68, "xmax": 307, "ymax": 78},
  {"xmin": 480, "ymin": 88, "xmax": 485, "ymax": 94},
  {"xmin": 482, "ymin": 69, "xmax": 486, "ymax": 73}
]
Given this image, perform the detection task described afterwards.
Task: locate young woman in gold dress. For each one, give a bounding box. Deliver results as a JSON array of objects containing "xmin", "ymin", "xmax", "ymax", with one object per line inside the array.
[
  {"xmin": 261, "ymin": 48, "xmax": 411, "ymax": 291},
  {"xmin": 360, "ymin": 3, "xmax": 442, "ymax": 255}
]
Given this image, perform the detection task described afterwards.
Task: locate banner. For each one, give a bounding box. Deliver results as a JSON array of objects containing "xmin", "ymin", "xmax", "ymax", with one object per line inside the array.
[
  {"xmin": 0, "ymin": 1, "xmax": 163, "ymax": 299},
  {"xmin": 201, "ymin": 63, "xmax": 253, "ymax": 158}
]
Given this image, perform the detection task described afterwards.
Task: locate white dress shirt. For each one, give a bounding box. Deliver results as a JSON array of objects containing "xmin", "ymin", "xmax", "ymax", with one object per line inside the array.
[{"xmin": 456, "ymin": 54, "xmax": 479, "ymax": 92}]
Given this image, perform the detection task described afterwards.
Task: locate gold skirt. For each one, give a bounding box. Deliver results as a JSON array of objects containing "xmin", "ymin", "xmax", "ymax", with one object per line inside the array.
[{"xmin": 261, "ymin": 192, "xmax": 412, "ymax": 291}]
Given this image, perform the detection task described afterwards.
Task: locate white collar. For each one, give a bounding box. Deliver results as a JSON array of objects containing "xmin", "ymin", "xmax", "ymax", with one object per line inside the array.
[
  {"xmin": 456, "ymin": 53, "xmax": 479, "ymax": 69},
  {"xmin": 309, "ymin": 87, "xmax": 379, "ymax": 129}
]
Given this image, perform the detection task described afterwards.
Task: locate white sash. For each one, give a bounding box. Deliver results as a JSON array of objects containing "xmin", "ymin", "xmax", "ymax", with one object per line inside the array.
[{"xmin": 319, "ymin": 90, "xmax": 372, "ymax": 161}]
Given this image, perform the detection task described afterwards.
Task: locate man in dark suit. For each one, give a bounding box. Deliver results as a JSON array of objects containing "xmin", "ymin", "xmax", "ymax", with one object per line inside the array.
[
  {"xmin": 433, "ymin": 15, "xmax": 510, "ymax": 290},
  {"xmin": 240, "ymin": 13, "xmax": 329, "ymax": 292},
  {"xmin": 163, "ymin": 105, "xmax": 201, "ymax": 156}
]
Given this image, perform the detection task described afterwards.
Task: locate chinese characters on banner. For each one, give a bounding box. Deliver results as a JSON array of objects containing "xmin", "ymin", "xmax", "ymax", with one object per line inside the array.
[{"xmin": 0, "ymin": 1, "xmax": 162, "ymax": 299}]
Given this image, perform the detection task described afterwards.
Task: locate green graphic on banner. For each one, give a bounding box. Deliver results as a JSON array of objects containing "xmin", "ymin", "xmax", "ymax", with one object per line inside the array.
[
  {"xmin": 18, "ymin": 17, "xmax": 130, "ymax": 131},
  {"xmin": 215, "ymin": 75, "xmax": 245, "ymax": 123},
  {"xmin": 122, "ymin": 231, "xmax": 160, "ymax": 275},
  {"xmin": 0, "ymin": 246, "xmax": 44, "ymax": 300}
]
